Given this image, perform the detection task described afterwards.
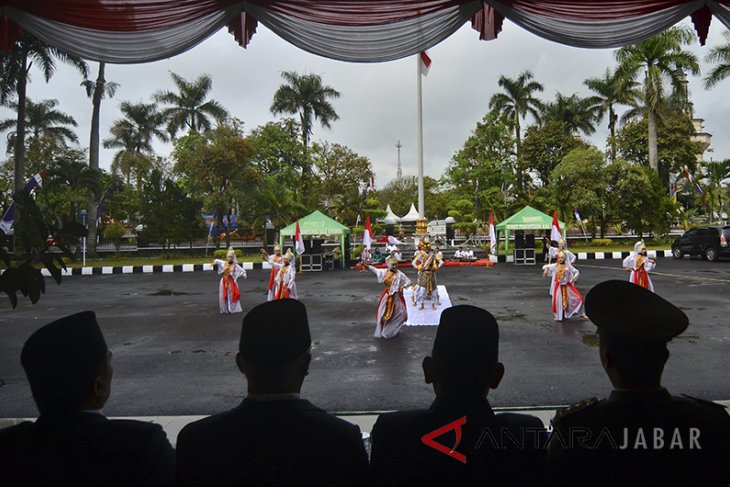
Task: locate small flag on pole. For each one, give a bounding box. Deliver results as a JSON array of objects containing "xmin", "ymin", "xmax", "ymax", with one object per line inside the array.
[
  {"xmin": 363, "ymin": 215, "xmax": 372, "ymax": 250},
  {"xmin": 573, "ymin": 208, "xmax": 582, "ymax": 222},
  {"xmin": 488, "ymin": 213, "xmax": 496, "ymax": 255},
  {"xmin": 0, "ymin": 171, "xmax": 45, "ymax": 234},
  {"xmin": 419, "ymin": 51, "xmax": 432, "ymax": 76},
  {"xmin": 551, "ymin": 211, "xmax": 562, "ymax": 243},
  {"xmin": 295, "ymin": 219, "xmax": 305, "ymax": 256}
]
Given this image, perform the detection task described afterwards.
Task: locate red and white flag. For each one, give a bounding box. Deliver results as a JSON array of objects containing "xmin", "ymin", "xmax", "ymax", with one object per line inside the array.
[
  {"xmin": 0, "ymin": 171, "xmax": 45, "ymax": 235},
  {"xmin": 363, "ymin": 215, "xmax": 372, "ymax": 249},
  {"xmin": 295, "ymin": 219, "xmax": 305, "ymax": 255},
  {"xmin": 488, "ymin": 213, "xmax": 497, "ymax": 255},
  {"xmin": 420, "ymin": 51, "xmax": 432, "ymax": 76},
  {"xmin": 551, "ymin": 211, "xmax": 562, "ymax": 243}
]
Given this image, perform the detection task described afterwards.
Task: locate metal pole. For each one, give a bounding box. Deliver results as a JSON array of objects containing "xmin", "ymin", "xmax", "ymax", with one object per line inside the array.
[{"xmin": 416, "ymin": 54, "xmax": 425, "ymax": 219}]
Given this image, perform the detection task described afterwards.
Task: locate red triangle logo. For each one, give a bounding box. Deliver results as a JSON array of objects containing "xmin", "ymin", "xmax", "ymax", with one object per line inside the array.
[{"xmin": 420, "ymin": 416, "xmax": 467, "ymax": 464}]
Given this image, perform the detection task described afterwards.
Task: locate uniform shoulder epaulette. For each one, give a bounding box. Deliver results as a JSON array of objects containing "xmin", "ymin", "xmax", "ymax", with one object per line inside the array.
[
  {"xmin": 680, "ymin": 394, "xmax": 727, "ymax": 409},
  {"xmin": 553, "ymin": 397, "xmax": 599, "ymax": 421}
]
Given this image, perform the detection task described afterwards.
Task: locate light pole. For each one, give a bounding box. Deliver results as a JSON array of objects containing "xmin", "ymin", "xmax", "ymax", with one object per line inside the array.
[{"xmin": 80, "ymin": 209, "xmax": 87, "ymax": 267}]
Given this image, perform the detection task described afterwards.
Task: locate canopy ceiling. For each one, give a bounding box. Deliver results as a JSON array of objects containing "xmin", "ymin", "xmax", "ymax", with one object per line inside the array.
[
  {"xmin": 2, "ymin": 1, "xmax": 728, "ymax": 64},
  {"xmin": 495, "ymin": 205, "xmax": 564, "ymax": 231}
]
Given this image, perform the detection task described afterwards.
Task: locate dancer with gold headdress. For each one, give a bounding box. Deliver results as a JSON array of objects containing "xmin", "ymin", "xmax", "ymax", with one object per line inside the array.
[
  {"xmin": 542, "ymin": 250, "xmax": 584, "ymax": 321},
  {"xmin": 412, "ymin": 236, "xmax": 443, "ymax": 310},
  {"xmin": 212, "ymin": 247, "xmax": 247, "ymax": 313},
  {"xmin": 272, "ymin": 249, "xmax": 297, "ymax": 300},
  {"xmin": 623, "ymin": 240, "xmax": 656, "ymax": 292},
  {"xmin": 368, "ymin": 256, "xmax": 412, "ymax": 339},
  {"xmin": 260, "ymin": 244, "xmax": 283, "ymax": 301}
]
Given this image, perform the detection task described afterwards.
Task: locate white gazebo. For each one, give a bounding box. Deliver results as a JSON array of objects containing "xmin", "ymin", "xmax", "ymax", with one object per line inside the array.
[{"xmin": 384, "ymin": 204, "xmax": 401, "ymax": 223}]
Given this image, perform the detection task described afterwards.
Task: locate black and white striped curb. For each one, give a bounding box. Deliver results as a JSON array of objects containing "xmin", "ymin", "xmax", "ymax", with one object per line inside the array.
[{"xmin": 26, "ymin": 250, "xmax": 672, "ymax": 278}]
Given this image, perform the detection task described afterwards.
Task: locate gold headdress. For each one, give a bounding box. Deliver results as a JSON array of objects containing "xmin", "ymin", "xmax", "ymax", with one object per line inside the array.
[
  {"xmin": 226, "ymin": 247, "xmax": 236, "ymax": 259},
  {"xmin": 386, "ymin": 255, "xmax": 399, "ymax": 267},
  {"xmin": 274, "ymin": 244, "xmax": 281, "ymax": 252},
  {"xmin": 284, "ymin": 249, "xmax": 294, "ymax": 261}
]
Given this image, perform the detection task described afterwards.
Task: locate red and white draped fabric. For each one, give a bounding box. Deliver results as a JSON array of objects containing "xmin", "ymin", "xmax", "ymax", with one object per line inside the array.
[{"xmin": 2, "ymin": 1, "xmax": 730, "ymax": 63}]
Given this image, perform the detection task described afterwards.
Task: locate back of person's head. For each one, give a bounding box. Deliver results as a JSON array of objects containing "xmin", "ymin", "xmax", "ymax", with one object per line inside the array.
[
  {"xmin": 237, "ymin": 299, "xmax": 311, "ymax": 393},
  {"xmin": 586, "ymin": 280, "xmax": 688, "ymax": 387},
  {"xmin": 21, "ymin": 311, "xmax": 108, "ymax": 416},
  {"xmin": 427, "ymin": 305, "xmax": 501, "ymax": 397}
]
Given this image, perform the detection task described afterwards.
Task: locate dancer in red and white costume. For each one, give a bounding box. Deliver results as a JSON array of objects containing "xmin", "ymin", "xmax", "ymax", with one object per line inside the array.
[
  {"xmin": 543, "ymin": 251, "xmax": 585, "ymax": 322},
  {"xmin": 212, "ymin": 247, "xmax": 247, "ymax": 313},
  {"xmin": 272, "ymin": 249, "xmax": 297, "ymax": 300},
  {"xmin": 623, "ymin": 241, "xmax": 656, "ymax": 292},
  {"xmin": 368, "ymin": 256, "xmax": 412, "ymax": 339},
  {"xmin": 260, "ymin": 244, "xmax": 283, "ymax": 301}
]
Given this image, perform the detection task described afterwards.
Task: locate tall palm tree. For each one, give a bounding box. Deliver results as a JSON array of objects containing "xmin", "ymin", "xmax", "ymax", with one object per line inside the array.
[
  {"xmin": 82, "ymin": 61, "xmax": 119, "ymax": 255},
  {"xmin": 700, "ymin": 159, "xmax": 730, "ymax": 222},
  {"xmin": 584, "ymin": 68, "xmax": 641, "ymax": 161},
  {"xmin": 0, "ymin": 31, "xmax": 88, "ymax": 191},
  {"xmin": 104, "ymin": 101, "xmax": 167, "ymax": 190},
  {"xmin": 45, "ymin": 154, "xmax": 102, "ymax": 222},
  {"xmin": 270, "ymin": 71, "xmax": 340, "ymax": 174},
  {"xmin": 541, "ymin": 92, "xmax": 599, "ymax": 137},
  {"xmin": 488, "ymin": 71, "xmax": 544, "ymax": 195},
  {"xmin": 704, "ymin": 30, "xmax": 730, "ymax": 89},
  {"xmin": 0, "ymin": 98, "xmax": 79, "ymax": 174},
  {"xmin": 615, "ymin": 26, "xmax": 700, "ymax": 173},
  {"xmin": 154, "ymin": 72, "xmax": 228, "ymax": 138}
]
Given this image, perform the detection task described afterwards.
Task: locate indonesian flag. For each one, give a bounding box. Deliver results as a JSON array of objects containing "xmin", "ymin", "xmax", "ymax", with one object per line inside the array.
[
  {"xmin": 420, "ymin": 51, "xmax": 431, "ymax": 76},
  {"xmin": 551, "ymin": 211, "xmax": 562, "ymax": 243},
  {"xmin": 488, "ymin": 213, "xmax": 497, "ymax": 255},
  {"xmin": 685, "ymin": 167, "xmax": 704, "ymax": 194},
  {"xmin": 295, "ymin": 219, "xmax": 305, "ymax": 255},
  {"xmin": 363, "ymin": 215, "xmax": 372, "ymax": 249},
  {"xmin": 0, "ymin": 171, "xmax": 45, "ymax": 234}
]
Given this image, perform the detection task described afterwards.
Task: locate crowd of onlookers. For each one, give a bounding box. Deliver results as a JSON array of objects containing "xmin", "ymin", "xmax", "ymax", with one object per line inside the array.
[{"xmin": 1, "ymin": 280, "xmax": 729, "ymax": 486}]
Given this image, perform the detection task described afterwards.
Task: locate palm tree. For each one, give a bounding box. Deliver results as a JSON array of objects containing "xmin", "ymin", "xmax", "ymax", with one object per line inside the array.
[
  {"xmin": 0, "ymin": 31, "xmax": 88, "ymax": 191},
  {"xmin": 704, "ymin": 30, "xmax": 730, "ymax": 89},
  {"xmin": 104, "ymin": 101, "xmax": 167, "ymax": 189},
  {"xmin": 82, "ymin": 61, "xmax": 119, "ymax": 255},
  {"xmin": 584, "ymin": 68, "xmax": 641, "ymax": 161},
  {"xmin": 700, "ymin": 159, "xmax": 730, "ymax": 222},
  {"xmin": 615, "ymin": 26, "xmax": 700, "ymax": 173},
  {"xmin": 488, "ymin": 71, "xmax": 544, "ymax": 195},
  {"xmin": 0, "ymin": 98, "xmax": 79, "ymax": 174},
  {"xmin": 270, "ymin": 71, "xmax": 340, "ymax": 174},
  {"xmin": 541, "ymin": 92, "xmax": 599, "ymax": 137},
  {"xmin": 45, "ymin": 153, "xmax": 102, "ymax": 222},
  {"xmin": 154, "ymin": 72, "xmax": 228, "ymax": 138}
]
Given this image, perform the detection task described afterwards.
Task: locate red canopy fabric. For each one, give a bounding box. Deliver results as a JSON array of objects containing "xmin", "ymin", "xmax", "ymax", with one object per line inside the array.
[{"xmin": 1, "ymin": 1, "xmax": 728, "ymax": 63}]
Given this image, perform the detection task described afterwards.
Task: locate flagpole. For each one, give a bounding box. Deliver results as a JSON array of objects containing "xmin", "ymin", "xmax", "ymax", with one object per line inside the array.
[{"xmin": 416, "ymin": 54, "xmax": 425, "ymax": 220}]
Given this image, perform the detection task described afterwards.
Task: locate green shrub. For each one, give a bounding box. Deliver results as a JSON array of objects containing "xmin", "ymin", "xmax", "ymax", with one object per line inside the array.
[{"xmin": 591, "ymin": 238, "xmax": 612, "ymax": 246}]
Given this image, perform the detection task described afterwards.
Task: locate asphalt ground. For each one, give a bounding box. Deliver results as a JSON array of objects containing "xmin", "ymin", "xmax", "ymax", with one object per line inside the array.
[{"xmin": 1, "ymin": 257, "xmax": 729, "ymax": 418}]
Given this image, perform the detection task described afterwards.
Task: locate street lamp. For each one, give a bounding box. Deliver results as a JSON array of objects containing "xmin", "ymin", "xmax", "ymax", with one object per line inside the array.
[{"xmin": 80, "ymin": 209, "xmax": 87, "ymax": 267}]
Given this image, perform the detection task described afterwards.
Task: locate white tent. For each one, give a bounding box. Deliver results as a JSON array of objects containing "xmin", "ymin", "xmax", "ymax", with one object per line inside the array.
[
  {"xmin": 384, "ymin": 204, "xmax": 401, "ymax": 223},
  {"xmin": 400, "ymin": 203, "xmax": 420, "ymax": 222}
]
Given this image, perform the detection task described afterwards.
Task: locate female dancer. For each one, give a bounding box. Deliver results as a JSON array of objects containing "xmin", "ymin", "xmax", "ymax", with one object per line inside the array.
[
  {"xmin": 212, "ymin": 247, "xmax": 247, "ymax": 313},
  {"xmin": 368, "ymin": 255, "xmax": 412, "ymax": 338}
]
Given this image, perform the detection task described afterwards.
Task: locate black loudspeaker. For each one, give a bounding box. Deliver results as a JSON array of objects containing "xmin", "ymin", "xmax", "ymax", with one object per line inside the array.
[
  {"xmin": 265, "ymin": 227, "xmax": 276, "ymax": 248},
  {"xmin": 525, "ymin": 234, "xmax": 535, "ymax": 249},
  {"xmin": 344, "ymin": 236, "xmax": 351, "ymax": 266},
  {"xmin": 307, "ymin": 238, "xmax": 323, "ymax": 254},
  {"xmin": 446, "ymin": 223, "xmax": 455, "ymax": 240},
  {"xmin": 515, "ymin": 233, "xmax": 525, "ymax": 249},
  {"xmin": 385, "ymin": 224, "xmax": 394, "ymax": 236}
]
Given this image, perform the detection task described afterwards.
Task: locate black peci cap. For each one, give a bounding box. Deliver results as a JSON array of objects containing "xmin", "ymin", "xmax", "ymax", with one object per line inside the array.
[
  {"xmin": 21, "ymin": 311, "xmax": 108, "ymax": 389},
  {"xmin": 432, "ymin": 305, "xmax": 499, "ymax": 367},
  {"xmin": 239, "ymin": 299, "xmax": 311, "ymax": 367}
]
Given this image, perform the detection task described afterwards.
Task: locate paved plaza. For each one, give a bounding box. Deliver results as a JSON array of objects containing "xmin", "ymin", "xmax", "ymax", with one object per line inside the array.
[{"xmin": 1, "ymin": 257, "xmax": 729, "ymax": 419}]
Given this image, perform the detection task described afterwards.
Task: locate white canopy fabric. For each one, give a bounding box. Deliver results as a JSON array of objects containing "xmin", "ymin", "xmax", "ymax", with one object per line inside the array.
[{"xmin": 400, "ymin": 203, "xmax": 421, "ymax": 223}]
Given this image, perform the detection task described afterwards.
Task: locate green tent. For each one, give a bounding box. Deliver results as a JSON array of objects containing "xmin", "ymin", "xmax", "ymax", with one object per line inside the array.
[
  {"xmin": 494, "ymin": 206, "xmax": 565, "ymax": 253},
  {"xmin": 279, "ymin": 210, "xmax": 351, "ymax": 268}
]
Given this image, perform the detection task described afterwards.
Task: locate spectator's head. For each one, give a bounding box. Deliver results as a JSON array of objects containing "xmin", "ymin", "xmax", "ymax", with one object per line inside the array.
[
  {"xmin": 423, "ymin": 305, "xmax": 503, "ymax": 398},
  {"xmin": 586, "ymin": 280, "xmax": 688, "ymax": 390},
  {"xmin": 237, "ymin": 299, "xmax": 312, "ymax": 394},
  {"xmin": 21, "ymin": 311, "xmax": 112, "ymax": 416}
]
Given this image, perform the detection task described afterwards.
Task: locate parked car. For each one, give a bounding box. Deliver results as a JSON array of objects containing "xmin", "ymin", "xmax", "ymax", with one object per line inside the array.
[{"xmin": 671, "ymin": 226, "xmax": 730, "ymax": 261}]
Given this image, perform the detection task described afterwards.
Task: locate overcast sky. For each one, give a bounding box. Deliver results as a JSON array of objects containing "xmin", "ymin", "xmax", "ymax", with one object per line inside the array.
[{"xmin": 2, "ymin": 18, "xmax": 728, "ymax": 188}]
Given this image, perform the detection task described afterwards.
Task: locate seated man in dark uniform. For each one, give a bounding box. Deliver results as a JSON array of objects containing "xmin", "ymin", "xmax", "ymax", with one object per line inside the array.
[
  {"xmin": 176, "ymin": 299, "xmax": 369, "ymax": 487},
  {"xmin": 548, "ymin": 280, "xmax": 730, "ymax": 486},
  {"xmin": 0, "ymin": 311, "xmax": 175, "ymax": 487},
  {"xmin": 370, "ymin": 305, "xmax": 547, "ymax": 487}
]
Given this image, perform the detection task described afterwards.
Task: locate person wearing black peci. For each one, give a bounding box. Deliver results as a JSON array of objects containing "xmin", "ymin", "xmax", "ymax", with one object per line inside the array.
[
  {"xmin": 0, "ymin": 311, "xmax": 175, "ymax": 486},
  {"xmin": 176, "ymin": 299, "xmax": 369, "ymax": 487}
]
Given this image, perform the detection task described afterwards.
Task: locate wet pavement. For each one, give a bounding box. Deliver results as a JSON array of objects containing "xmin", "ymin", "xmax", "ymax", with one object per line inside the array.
[{"xmin": 1, "ymin": 257, "xmax": 729, "ymax": 417}]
